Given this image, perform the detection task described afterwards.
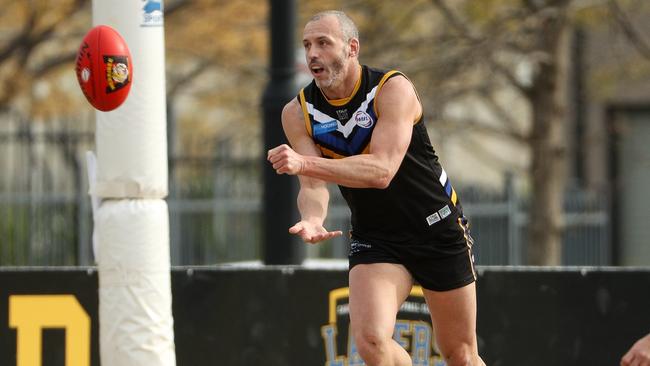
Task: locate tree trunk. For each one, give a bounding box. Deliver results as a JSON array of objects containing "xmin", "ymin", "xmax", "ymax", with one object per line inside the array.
[{"xmin": 526, "ymin": 7, "xmax": 571, "ymax": 265}]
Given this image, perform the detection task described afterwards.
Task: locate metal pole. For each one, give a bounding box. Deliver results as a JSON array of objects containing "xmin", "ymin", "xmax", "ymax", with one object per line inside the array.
[
  {"xmin": 505, "ymin": 172, "xmax": 521, "ymax": 265},
  {"xmin": 262, "ymin": 0, "xmax": 303, "ymax": 264},
  {"xmin": 167, "ymin": 100, "xmax": 181, "ymax": 265}
]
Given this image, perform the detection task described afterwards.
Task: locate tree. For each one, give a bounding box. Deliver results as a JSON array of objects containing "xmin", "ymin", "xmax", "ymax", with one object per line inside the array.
[
  {"xmin": 324, "ymin": 0, "xmax": 635, "ymax": 264},
  {"xmin": 311, "ymin": 0, "xmax": 572, "ymax": 264},
  {"xmin": 422, "ymin": 0, "xmax": 583, "ymax": 265}
]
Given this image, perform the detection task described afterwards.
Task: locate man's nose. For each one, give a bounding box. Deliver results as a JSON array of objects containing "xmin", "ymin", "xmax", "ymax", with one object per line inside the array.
[{"xmin": 307, "ymin": 47, "xmax": 319, "ymax": 61}]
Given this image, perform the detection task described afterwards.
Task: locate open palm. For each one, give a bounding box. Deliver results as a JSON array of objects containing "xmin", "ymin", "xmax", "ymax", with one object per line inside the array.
[{"xmin": 289, "ymin": 221, "xmax": 343, "ymax": 244}]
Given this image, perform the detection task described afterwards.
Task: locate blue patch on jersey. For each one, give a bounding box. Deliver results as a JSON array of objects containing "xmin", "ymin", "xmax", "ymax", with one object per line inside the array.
[
  {"xmin": 444, "ymin": 180, "xmax": 452, "ymax": 196},
  {"xmin": 313, "ymin": 120, "xmax": 338, "ymax": 136}
]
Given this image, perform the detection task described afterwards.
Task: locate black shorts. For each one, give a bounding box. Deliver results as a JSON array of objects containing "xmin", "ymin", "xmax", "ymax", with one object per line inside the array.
[{"xmin": 348, "ymin": 216, "xmax": 477, "ymax": 292}]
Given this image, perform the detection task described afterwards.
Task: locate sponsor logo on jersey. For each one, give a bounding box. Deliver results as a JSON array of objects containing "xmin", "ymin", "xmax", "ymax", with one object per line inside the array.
[
  {"xmin": 426, "ymin": 212, "xmax": 441, "ymax": 226},
  {"xmin": 354, "ymin": 111, "xmax": 374, "ymax": 128},
  {"xmin": 438, "ymin": 205, "xmax": 451, "ymax": 220},
  {"xmin": 314, "ymin": 120, "xmax": 339, "ymax": 136}
]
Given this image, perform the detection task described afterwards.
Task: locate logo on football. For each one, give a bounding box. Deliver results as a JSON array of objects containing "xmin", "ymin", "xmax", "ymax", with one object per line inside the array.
[
  {"xmin": 75, "ymin": 25, "xmax": 133, "ymax": 112},
  {"xmin": 104, "ymin": 55, "xmax": 130, "ymax": 93}
]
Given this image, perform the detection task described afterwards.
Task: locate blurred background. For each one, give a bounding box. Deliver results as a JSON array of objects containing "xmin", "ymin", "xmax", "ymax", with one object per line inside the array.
[{"xmin": 1, "ymin": 0, "xmax": 649, "ymax": 268}]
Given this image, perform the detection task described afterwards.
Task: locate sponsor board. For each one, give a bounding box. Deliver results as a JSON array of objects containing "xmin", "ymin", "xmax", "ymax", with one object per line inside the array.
[{"xmin": 321, "ymin": 286, "xmax": 446, "ymax": 366}]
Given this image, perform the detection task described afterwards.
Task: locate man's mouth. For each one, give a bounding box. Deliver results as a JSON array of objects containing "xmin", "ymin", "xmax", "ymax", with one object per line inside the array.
[{"xmin": 310, "ymin": 65, "xmax": 325, "ymax": 76}]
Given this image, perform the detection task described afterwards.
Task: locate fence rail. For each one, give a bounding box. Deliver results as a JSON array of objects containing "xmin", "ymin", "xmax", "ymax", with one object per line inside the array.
[{"xmin": 0, "ymin": 116, "xmax": 610, "ymax": 266}]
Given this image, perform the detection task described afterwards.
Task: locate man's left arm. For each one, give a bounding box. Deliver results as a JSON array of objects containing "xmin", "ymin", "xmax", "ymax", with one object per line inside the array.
[
  {"xmin": 268, "ymin": 75, "xmax": 421, "ymax": 188},
  {"xmin": 622, "ymin": 333, "xmax": 650, "ymax": 366}
]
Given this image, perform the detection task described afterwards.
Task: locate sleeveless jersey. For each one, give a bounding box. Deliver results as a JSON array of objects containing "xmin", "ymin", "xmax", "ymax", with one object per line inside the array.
[{"xmin": 298, "ymin": 65, "xmax": 463, "ymax": 244}]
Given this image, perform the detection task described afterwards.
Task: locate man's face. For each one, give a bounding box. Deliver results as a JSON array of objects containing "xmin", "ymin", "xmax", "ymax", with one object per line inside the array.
[{"xmin": 302, "ymin": 16, "xmax": 350, "ymax": 89}]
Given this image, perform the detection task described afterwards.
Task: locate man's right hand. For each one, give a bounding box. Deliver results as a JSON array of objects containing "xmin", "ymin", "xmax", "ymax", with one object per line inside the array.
[{"xmin": 289, "ymin": 220, "xmax": 343, "ymax": 244}]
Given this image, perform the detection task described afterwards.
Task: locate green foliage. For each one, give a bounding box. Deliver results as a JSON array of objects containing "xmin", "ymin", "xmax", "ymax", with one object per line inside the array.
[{"xmin": 0, "ymin": 202, "xmax": 78, "ymax": 266}]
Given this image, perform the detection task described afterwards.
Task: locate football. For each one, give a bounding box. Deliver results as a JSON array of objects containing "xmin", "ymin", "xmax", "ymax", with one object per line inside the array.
[{"xmin": 75, "ymin": 25, "xmax": 133, "ymax": 112}]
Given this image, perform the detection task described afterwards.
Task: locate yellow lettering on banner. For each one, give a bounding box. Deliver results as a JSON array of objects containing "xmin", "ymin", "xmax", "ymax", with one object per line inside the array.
[{"xmin": 9, "ymin": 295, "xmax": 90, "ymax": 366}]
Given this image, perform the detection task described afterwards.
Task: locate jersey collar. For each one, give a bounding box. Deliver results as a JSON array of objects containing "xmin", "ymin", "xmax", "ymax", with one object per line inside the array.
[{"xmin": 319, "ymin": 65, "xmax": 363, "ymax": 107}]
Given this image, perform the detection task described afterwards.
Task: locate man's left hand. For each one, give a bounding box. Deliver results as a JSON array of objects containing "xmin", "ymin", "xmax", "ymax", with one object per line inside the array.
[{"xmin": 622, "ymin": 333, "xmax": 650, "ymax": 366}]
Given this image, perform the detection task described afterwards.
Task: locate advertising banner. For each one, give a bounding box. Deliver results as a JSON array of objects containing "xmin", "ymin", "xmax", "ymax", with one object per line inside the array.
[{"xmin": 1, "ymin": 267, "xmax": 649, "ymax": 366}]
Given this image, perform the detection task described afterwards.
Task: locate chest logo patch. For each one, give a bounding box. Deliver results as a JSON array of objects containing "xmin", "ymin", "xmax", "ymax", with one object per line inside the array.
[{"xmin": 354, "ymin": 111, "xmax": 374, "ymax": 129}]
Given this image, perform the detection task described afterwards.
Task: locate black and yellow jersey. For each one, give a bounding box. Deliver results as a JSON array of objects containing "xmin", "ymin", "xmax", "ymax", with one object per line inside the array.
[{"xmin": 297, "ymin": 65, "xmax": 463, "ymax": 244}]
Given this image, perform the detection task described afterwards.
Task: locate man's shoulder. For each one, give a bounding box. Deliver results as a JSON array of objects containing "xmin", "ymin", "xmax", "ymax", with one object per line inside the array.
[
  {"xmin": 365, "ymin": 64, "xmax": 389, "ymax": 73},
  {"xmin": 300, "ymin": 79, "xmax": 317, "ymax": 94},
  {"xmin": 282, "ymin": 97, "xmax": 304, "ymax": 125},
  {"xmin": 364, "ymin": 65, "xmax": 404, "ymax": 77},
  {"xmin": 363, "ymin": 65, "xmax": 408, "ymax": 89},
  {"xmin": 283, "ymin": 97, "xmax": 301, "ymax": 115}
]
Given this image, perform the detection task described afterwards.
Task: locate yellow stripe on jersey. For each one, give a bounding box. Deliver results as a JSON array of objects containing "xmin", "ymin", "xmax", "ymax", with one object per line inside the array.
[
  {"xmin": 457, "ymin": 217, "xmax": 477, "ymax": 280},
  {"xmin": 373, "ymin": 70, "xmax": 400, "ymax": 119},
  {"xmin": 299, "ymin": 89, "xmax": 312, "ymax": 137},
  {"xmin": 400, "ymin": 73, "xmax": 424, "ymax": 124},
  {"xmin": 321, "ymin": 66, "xmax": 362, "ymax": 106},
  {"xmin": 318, "ymin": 144, "xmax": 347, "ymax": 159},
  {"xmin": 320, "ymin": 142, "xmax": 369, "ymax": 159},
  {"xmin": 451, "ymin": 188, "xmax": 458, "ymax": 206}
]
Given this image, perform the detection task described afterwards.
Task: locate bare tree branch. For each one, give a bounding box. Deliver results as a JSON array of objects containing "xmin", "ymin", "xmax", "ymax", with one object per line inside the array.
[
  {"xmin": 0, "ymin": 12, "xmax": 36, "ymax": 64},
  {"xmin": 476, "ymin": 87, "xmax": 527, "ymax": 135},
  {"xmin": 444, "ymin": 115, "xmax": 529, "ymax": 143},
  {"xmin": 166, "ymin": 0, "xmax": 196, "ymax": 17},
  {"xmin": 608, "ymin": 0, "xmax": 650, "ymax": 61},
  {"xmin": 32, "ymin": 51, "xmax": 78, "ymax": 78},
  {"xmin": 167, "ymin": 60, "xmax": 212, "ymax": 98},
  {"xmin": 486, "ymin": 57, "xmax": 532, "ymax": 95},
  {"xmin": 430, "ymin": 0, "xmax": 482, "ymax": 43}
]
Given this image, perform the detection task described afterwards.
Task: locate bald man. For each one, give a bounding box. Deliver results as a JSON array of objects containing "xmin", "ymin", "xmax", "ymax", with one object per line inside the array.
[{"xmin": 267, "ymin": 10, "xmax": 485, "ymax": 366}]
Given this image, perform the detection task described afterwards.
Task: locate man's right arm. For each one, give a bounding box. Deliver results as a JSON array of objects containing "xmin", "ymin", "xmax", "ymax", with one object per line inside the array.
[{"xmin": 279, "ymin": 98, "xmax": 342, "ymax": 243}]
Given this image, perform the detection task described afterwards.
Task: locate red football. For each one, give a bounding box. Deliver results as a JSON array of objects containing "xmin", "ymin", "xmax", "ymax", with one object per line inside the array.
[{"xmin": 75, "ymin": 25, "xmax": 133, "ymax": 112}]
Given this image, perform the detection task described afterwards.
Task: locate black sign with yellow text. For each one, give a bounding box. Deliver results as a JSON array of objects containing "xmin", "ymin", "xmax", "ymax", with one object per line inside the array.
[{"xmin": 1, "ymin": 267, "xmax": 650, "ymax": 366}]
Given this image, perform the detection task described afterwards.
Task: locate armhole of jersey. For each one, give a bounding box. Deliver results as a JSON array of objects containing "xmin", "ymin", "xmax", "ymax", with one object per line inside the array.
[
  {"xmin": 373, "ymin": 71, "xmax": 424, "ymax": 125},
  {"xmin": 319, "ymin": 145, "xmax": 347, "ymax": 159},
  {"xmin": 298, "ymin": 89, "xmax": 313, "ymax": 137}
]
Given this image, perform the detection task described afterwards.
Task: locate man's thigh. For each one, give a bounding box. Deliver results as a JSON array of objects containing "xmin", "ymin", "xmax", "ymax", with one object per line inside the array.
[
  {"xmin": 348, "ymin": 263, "xmax": 414, "ymax": 337},
  {"xmin": 423, "ymin": 282, "xmax": 479, "ymax": 355}
]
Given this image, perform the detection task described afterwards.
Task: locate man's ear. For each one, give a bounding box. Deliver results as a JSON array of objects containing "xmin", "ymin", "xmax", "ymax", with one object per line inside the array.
[{"xmin": 349, "ymin": 38, "xmax": 359, "ymax": 58}]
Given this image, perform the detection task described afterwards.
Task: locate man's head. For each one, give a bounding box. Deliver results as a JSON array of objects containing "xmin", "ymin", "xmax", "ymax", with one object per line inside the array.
[
  {"xmin": 303, "ymin": 11, "xmax": 360, "ymax": 90},
  {"xmin": 309, "ymin": 10, "xmax": 359, "ymax": 44}
]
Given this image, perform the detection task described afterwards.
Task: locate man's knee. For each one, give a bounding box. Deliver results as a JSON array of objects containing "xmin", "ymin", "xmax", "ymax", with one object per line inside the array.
[
  {"xmin": 443, "ymin": 343, "xmax": 483, "ymax": 366},
  {"xmin": 354, "ymin": 329, "xmax": 391, "ymax": 364}
]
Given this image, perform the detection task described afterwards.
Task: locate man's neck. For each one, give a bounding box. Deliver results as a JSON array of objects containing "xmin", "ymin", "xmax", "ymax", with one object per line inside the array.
[{"xmin": 321, "ymin": 63, "xmax": 361, "ymax": 100}]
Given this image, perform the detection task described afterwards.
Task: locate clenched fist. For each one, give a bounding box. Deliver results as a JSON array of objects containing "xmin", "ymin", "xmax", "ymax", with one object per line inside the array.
[{"xmin": 267, "ymin": 144, "xmax": 306, "ymax": 175}]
